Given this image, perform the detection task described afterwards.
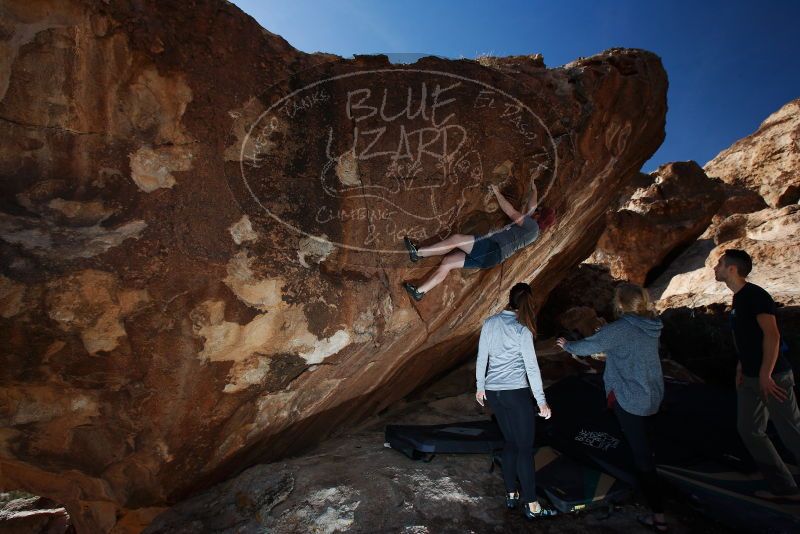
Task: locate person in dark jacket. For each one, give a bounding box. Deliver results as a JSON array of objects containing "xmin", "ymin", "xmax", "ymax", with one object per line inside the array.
[{"xmin": 557, "ymin": 283, "xmax": 667, "ymax": 532}]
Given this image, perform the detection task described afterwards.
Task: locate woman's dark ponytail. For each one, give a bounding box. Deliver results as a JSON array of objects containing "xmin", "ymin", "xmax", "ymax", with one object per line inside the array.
[{"xmin": 509, "ymin": 282, "xmax": 537, "ymax": 337}]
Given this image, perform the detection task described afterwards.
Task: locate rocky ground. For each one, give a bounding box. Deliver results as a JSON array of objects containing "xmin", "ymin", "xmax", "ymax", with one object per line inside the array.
[{"xmin": 141, "ymin": 359, "xmax": 727, "ymax": 533}]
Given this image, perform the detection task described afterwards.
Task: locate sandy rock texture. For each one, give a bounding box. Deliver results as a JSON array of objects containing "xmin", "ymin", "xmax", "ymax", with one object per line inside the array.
[
  {"xmin": 588, "ymin": 161, "xmax": 726, "ymax": 285},
  {"xmin": 648, "ymin": 102, "xmax": 800, "ymax": 380},
  {"xmin": 0, "ymin": 492, "xmax": 72, "ymax": 534},
  {"xmin": 0, "ymin": 1, "xmax": 667, "ymax": 531},
  {"xmin": 650, "ymin": 204, "xmax": 800, "ymax": 384},
  {"xmin": 704, "ymin": 98, "xmax": 800, "ymax": 208}
]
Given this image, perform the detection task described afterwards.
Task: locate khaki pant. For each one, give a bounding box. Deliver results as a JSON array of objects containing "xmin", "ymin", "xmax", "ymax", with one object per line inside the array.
[{"xmin": 738, "ymin": 371, "xmax": 800, "ymax": 493}]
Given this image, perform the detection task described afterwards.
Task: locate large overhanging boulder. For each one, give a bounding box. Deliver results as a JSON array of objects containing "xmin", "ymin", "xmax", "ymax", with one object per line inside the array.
[{"xmin": 0, "ymin": 0, "xmax": 667, "ymax": 531}]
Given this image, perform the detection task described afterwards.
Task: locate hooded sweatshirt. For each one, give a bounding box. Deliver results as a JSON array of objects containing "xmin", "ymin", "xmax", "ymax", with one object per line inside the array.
[
  {"xmin": 563, "ymin": 314, "xmax": 664, "ymax": 416},
  {"xmin": 475, "ymin": 310, "xmax": 546, "ymax": 406}
]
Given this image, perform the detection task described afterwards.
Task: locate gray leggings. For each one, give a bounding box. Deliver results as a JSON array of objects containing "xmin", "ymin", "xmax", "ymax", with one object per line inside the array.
[{"xmin": 738, "ymin": 371, "xmax": 800, "ymax": 494}]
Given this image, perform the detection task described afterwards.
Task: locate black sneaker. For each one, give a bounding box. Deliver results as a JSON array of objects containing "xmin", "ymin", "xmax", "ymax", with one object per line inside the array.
[
  {"xmin": 505, "ymin": 492, "xmax": 520, "ymax": 509},
  {"xmin": 404, "ymin": 236, "xmax": 420, "ymax": 262},
  {"xmin": 523, "ymin": 502, "xmax": 557, "ymax": 520},
  {"xmin": 403, "ymin": 282, "xmax": 425, "ymax": 302}
]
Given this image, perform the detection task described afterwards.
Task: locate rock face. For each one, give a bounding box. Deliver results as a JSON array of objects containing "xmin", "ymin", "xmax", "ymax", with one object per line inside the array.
[
  {"xmin": 650, "ymin": 104, "xmax": 800, "ymax": 310},
  {"xmin": 538, "ymin": 263, "xmax": 621, "ymax": 338},
  {"xmin": 0, "ymin": 1, "xmax": 667, "ymax": 531},
  {"xmin": 705, "ymin": 98, "xmax": 800, "ymax": 208},
  {"xmin": 652, "ymin": 206, "xmax": 800, "ymax": 309},
  {"xmin": 0, "ymin": 493, "xmax": 72, "ymax": 534},
  {"xmin": 588, "ymin": 161, "xmax": 726, "ymax": 285}
]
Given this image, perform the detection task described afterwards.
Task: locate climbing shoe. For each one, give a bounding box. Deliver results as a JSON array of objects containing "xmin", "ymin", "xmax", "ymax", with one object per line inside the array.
[
  {"xmin": 505, "ymin": 492, "xmax": 520, "ymax": 510},
  {"xmin": 523, "ymin": 502, "xmax": 557, "ymax": 520},
  {"xmin": 404, "ymin": 236, "xmax": 420, "ymax": 262},
  {"xmin": 403, "ymin": 282, "xmax": 425, "ymax": 302}
]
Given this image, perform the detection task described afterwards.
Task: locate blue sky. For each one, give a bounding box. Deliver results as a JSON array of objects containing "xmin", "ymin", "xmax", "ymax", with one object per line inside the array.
[{"xmin": 231, "ymin": 0, "xmax": 799, "ymax": 171}]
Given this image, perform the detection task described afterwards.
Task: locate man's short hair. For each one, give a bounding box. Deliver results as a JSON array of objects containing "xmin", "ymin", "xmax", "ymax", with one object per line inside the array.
[{"xmin": 723, "ymin": 249, "xmax": 753, "ymax": 277}]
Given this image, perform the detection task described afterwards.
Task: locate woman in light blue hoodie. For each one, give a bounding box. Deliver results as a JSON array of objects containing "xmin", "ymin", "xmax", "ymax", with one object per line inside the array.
[
  {"xmin": 476, "ymin": 282, "xmax": 556, "ymax": 520},
  {"xmin": 557, "ymin": 283, "xmax": 667, "ymax": 532}
]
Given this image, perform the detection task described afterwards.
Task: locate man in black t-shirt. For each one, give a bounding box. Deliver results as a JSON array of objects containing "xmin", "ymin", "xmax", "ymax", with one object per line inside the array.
[
  {"xmin": 714, "ymin": 249, "xmax": 800, "ymax": 499},
  {"xmin": 730, "ymin": 281, "xmax": 792, "ymax": 379}
]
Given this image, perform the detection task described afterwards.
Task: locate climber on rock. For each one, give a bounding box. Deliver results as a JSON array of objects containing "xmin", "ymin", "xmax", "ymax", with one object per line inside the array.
[{"xmin": 402, "ymin": 178, "xmax": 556, "ymax": 301}]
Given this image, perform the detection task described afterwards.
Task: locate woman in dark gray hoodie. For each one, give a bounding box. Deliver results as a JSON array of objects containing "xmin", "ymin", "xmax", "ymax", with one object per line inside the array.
[{"xmin": 557, "ymin": 283, "xmax": 667, "ymax": 532}]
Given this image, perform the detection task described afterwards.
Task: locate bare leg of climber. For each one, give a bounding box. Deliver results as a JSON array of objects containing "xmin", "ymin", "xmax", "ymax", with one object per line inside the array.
[
  {"xmin": 417, "ymin": 251, "xmax": 466, "ymax": 294},
  {"xmin": 417, "ymin": 234, "xmax": 475, "ymax": 258}
]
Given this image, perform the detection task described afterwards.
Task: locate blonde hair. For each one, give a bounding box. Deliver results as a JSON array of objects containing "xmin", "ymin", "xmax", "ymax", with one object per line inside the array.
[{"xmin": 613, "ymin": 283, "xmax": 657, "ymax": 319}]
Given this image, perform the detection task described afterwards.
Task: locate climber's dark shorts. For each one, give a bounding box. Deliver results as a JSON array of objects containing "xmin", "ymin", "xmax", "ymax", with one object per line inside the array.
[{"xmin": 463, "ymin": 236, "xmax": 503, "ymax": 269}]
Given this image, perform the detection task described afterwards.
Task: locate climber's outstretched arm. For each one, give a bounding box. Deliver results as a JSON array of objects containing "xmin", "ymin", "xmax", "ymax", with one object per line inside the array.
[
  {"xmin": 490, "ymin": 184, "xmax": 525, "ymax": 226},
  {"xmin": 525, "ymin": 181, "xmax": 539, "ymax": 214}
]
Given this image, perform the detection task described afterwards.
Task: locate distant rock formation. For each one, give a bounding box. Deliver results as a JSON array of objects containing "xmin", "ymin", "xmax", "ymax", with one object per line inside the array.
[
  {"xmin": 546, "ymin": 98, "xmax": 800, "ymax": 385},
  {"xmin": 0, "ymin": 1, "xmax": 667, "ymax": 531},
  {"xmin": 658, "ymin": 99, "xmax": 800, "ymax": 381},
  {"xmin": 705, "ymin": 98, "xmax": 800, "ymax": 208},
  {"xmin": 650, "ymin": 203, "xmax": 800, "ymax": 384},
  {"xmin": 588, "ymin": 161, "xmax": 726, "ymax": 285}
]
